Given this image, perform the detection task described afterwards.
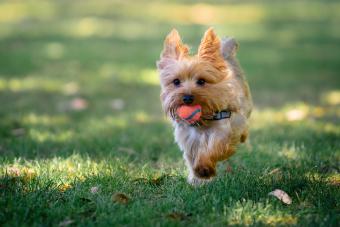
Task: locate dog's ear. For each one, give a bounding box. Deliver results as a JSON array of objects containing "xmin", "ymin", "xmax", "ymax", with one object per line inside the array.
[
  {"xmin": 198, "ymin": 28, "xmax": 226, "ymax": 70},
  {"xmin": 157, "ymin": 29, "xmax": 189, "ymax": 70},
  {"xmin": 221, "ymin": 37, "xmax": 239, "ymax": 60}
]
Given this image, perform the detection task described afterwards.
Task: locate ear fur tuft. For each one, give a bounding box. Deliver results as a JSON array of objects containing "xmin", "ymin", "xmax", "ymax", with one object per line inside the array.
[
  {"xmin": 157, "ymin": 29, "xmax": 189, "ymax": 70},
  {"xmin": 198, "ymin": 28, "xmax": 226, "ymax": 70}
]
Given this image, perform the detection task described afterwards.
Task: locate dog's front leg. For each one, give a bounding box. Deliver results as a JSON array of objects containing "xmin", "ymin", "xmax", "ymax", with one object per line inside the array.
[{"xmin": 183, "ymin": 150, "xmax": 216, "ymax": 186}]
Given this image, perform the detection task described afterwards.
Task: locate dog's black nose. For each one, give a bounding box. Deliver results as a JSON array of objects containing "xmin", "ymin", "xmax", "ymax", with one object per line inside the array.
[{"xmin": 182, "ymin": 95, "xmax": 194, "ymax": 104}]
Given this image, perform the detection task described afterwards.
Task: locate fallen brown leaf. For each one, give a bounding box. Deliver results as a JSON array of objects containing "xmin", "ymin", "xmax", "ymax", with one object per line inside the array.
[
  {"xmin": 90, "ymin": 186, "xmax": 99, "ymax": 194},
  {"xmin": 167, "ymin": 212, "xmax": 190, "ymax": 221},
  {"xmin": 112, "ymin": 193, "xmax": 129, "ymax": 204},
  {"xmin": 269, "ymin": 189, "xmax": 292, "ymax": 205}
]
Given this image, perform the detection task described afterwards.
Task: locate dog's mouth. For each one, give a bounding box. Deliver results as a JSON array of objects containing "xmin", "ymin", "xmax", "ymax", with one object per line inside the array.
[
  {"xmin": 167, "ymin": 96, "xmax": 228, "ymax": 124},
  {"xmin": 173, "ymin": 103, "xmax": 233, "ymax": 127},
  {"xmin": 176, "ymin": 104, "xmax": 202, "ymax": 125}
]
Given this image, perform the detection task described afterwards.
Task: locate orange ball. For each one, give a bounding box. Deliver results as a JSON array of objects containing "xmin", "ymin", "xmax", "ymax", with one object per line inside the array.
[{"xmin": 177, "ymin": 105, "xmax": 202, "ymax": 124}]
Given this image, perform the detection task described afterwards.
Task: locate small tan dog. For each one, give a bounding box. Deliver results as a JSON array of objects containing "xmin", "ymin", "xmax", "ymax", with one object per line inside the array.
[{"xmin": 157, "ymin": 28, "xmax": 252, "ymax": 185}]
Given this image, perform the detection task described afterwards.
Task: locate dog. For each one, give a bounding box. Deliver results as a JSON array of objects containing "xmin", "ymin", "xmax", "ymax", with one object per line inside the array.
[{"xmin": 157, "ymin": 28, "xmax": 252, "ymax": 185}]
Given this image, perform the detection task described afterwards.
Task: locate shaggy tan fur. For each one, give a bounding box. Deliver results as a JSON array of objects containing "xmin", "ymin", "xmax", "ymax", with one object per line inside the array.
[{"xmin": 157, "ymin": 28, "xmax": 252, "ymax": 185}]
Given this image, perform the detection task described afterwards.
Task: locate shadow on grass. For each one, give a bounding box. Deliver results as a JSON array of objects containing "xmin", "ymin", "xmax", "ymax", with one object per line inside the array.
[
  {"xmin": 0, "ymin": 0, "xmax": 339, "ymax": 226},
  {"xmin": 1, "ymin": 162, "xmax": 338, "ymax": 226},
  {"xmin": 1, "ymin": 99, "xmax": 339, "ymax": 169}
]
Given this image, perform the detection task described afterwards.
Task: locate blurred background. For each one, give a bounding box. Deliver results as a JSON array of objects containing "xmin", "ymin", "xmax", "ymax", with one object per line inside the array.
[
  {"xmin": 0, "ymin": 0, "xmax": 339, "ymax": 161},
  {"xmin": 1, "ymin": 1, "xmax": 339, "ymax": 225}
]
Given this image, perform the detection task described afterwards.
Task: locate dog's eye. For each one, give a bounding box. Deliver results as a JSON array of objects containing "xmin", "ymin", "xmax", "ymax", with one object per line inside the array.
[
  {"xmin": 173, "ymin": 79, "xmax": 181, "ymax": 87},
  {"xmin": 196, "ymin": 79, "xmax": 206, "ymax": 86}
]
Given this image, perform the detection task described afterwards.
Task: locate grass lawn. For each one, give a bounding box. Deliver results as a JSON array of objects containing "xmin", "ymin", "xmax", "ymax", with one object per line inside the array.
[{"xmin": 0, "ymin": 0, "xmax": 339, "ymax": 226}]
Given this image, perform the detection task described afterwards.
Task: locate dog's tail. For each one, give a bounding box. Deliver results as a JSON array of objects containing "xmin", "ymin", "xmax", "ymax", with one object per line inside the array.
[{"xmin": 221, "ymin": 37, "xmax": 239, "ymax": 60}]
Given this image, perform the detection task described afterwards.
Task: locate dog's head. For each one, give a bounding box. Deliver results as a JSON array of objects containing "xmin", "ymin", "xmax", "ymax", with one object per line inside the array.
[{"xmin": 157, "ymin": 28, "xmax": 238, "ymax": 122}]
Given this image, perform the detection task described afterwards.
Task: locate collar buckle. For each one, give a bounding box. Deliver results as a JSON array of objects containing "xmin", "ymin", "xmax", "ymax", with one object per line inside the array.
[{"xmin": 203, "ymin": 110, "xmax": 232, "ymax": 121}]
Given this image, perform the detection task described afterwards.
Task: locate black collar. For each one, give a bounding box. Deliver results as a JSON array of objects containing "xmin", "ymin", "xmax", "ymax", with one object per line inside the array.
[{"xmin": 203, "ymin": 110, "xmax": 232, "ymax": 121}]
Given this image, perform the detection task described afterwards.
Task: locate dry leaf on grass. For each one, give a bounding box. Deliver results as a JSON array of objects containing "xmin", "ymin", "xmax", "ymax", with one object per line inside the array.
[
  {"xmin": 90, "ymin": 186, "xmax": 99, "ymax": 194},
  {"xmin": 112, "ymin": 193, "xmax": 129, "ymax": 204},
  {"xmin": 269, "ymin": 189, "xmax": 292, "ymax": 205},
  {"xmin": 167, "ymin": 212, "xmax": 192, "ymax": 221}
]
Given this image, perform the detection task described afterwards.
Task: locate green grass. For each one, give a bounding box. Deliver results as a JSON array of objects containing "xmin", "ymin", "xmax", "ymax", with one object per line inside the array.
[{"xmin": 0, "ymin": 0, "xmax": 339, "ymax": 226}]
